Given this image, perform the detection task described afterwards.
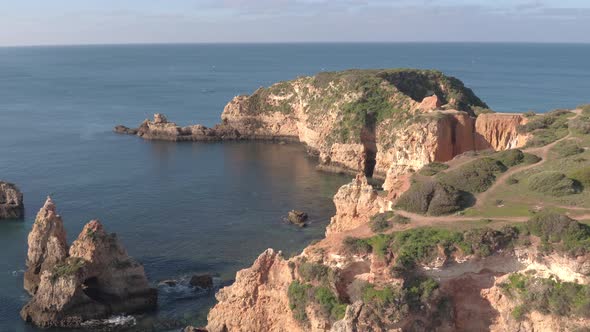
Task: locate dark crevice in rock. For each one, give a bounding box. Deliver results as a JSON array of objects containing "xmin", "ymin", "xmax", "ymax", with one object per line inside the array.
[{"xmin": 362, "ymin": 111, "xmax": 378, "ymax": 178}]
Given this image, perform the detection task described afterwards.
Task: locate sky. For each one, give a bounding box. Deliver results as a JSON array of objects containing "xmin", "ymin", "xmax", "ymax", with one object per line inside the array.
[{"xmin": 1, "ymin": 0, "xmax": 590, "ymax": 46}]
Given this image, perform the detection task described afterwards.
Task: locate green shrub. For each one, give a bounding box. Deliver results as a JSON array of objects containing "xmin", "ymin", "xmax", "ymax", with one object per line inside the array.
[
  {"xmin": 419, "ymin": 162, "xmax": 449, "ymax": 176},
  {"xmin": 405, "ymin": 277, "xmax": 439, "ymax": 308},
  {"xmin": 370, "ymin": 212, "xmax": 394, "ymax": 233},
  {"xmin": 314, "ymin": 286, "xmax": 347, "ymax": 320},
  {"xmin": 298, "ymin": 262, "xmax": 333, "ymax": 284},
  {"xmin": 438, "ymin": 157, "xmax": 507, "ymax": 193},
  {"xmin": 342, "ymin": 236, "xmax": 372, "ymax": 255},
  {"xmin": 493, "ymin": 149, "xmax": 526, "ymax": 167},
  {"xmin": 526, "ymin": 212, "xmax": 590, "ymax": 256},
  {"xmin": 288, "ymin": 281, "xmax": 312, "ymax": 322},
  {"xmin": 395, "ymin": 180, "xmax": 462, "ymax": 215},
  {"xmin": 500, "ymin": 273, "xmax": 590, "ymax": 319},
  {"xmin": 361, "ymin": 284, "xmax": 398, "ymax": 309},
  {"xmin": 527, "ymin": 171, "xmax": 580, "ymax": 196},
  {"xmin": 390, "ymin": 228, "xmax": 464, "ymax": 268},
  {"xmin": 570, "ymin": 166, "xmax": 590, "ymax": 187},
  {"xmin": 552, "ymin": 140, "xmax": 584, "ymax": 157},
  {"xmin": 523, "ymin": 111, "xmax": 536, "ymax": 118}
]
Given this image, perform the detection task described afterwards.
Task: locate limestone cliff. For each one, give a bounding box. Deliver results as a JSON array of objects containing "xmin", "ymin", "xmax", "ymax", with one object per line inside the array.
[
  {"xmin": 0, "ymin": 181, "xmax": 24, "ymax": 219},
  {"xmin": 475, "ymin": 113, "xmax": 529, "ymax": 150},
  {"xmin": 207, "ymin": 221, "xmax": 590, "ymax": 332},
  {"xmin": 21, "ymin": 199, "xmax": 157, "ymax": 328}
]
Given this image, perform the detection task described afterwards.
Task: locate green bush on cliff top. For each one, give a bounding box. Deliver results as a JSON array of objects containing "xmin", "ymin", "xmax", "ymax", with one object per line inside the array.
[
  {"xmin": 527, "ymin": 171, "xmax": 580, "ymax": 196},
  {"xmin": 438, "ymin": 157, "xmax": 507, "ymax": 193},
  {"xmin": 500, "ymin": 273, "xmax": 590, "ymax": 318},
  {"xmin": 395, "ymin": 180, "xmax": 463, "ymax": 216}
]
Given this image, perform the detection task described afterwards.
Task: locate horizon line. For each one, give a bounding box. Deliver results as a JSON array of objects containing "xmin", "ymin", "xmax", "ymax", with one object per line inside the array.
[{"xmin": 1, "ymin": 40, "xmax": 590, "ymax": 48}]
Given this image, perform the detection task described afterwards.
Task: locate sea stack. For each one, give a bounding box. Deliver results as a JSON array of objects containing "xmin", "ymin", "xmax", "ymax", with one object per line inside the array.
[
  {"xmin": 0, "ymin": 181, "xmax": 24, "ymax": 219},
  {"xmin": 21, "ymin": 197, "xmax": 157, "ymax": 328}
]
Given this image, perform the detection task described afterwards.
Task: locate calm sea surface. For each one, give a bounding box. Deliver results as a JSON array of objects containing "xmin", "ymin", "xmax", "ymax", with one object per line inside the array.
[{"xmin": 0, "ymin": 43, "xmax": 589, "ymax": 331}]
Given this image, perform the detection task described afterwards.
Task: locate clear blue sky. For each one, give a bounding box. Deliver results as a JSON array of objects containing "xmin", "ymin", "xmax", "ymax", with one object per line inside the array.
[{"xmin": 2, "ymin": 0, "xmax": 590, "ymax": 46}]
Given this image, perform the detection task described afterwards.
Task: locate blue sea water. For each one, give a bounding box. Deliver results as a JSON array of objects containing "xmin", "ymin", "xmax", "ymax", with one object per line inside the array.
[{"xmin": 0, "ymin": 43, "xmax": 589, "ymax": 331}]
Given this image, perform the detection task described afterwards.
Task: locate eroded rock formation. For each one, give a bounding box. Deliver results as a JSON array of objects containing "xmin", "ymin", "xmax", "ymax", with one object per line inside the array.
[
  {"xmin": 326, "ymin": 174, "xmax": 386, "ymax": 236},
  {"xmin": 0, "ymin": 181, "xmax": 24, "ymax": 219},
  {"xmin": 24, "ymin": 197, "xmax": 68, "ymax": 294},
  {"xmin": 206, "ymin": 249, "xmax": 299, "ymax": 332},
  {"xmin": 21, "ymin": 198, "xmax": 157, "ymax": 328}
]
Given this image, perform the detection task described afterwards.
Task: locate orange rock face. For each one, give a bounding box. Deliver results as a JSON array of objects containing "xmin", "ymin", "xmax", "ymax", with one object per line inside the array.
[
  {"xmin": 474, "ymin": 113, "xmax": 529, "ymax": 150},
  {"xmin": 206, "ymin": 249, "xmax": 301, "ymax": 332}
]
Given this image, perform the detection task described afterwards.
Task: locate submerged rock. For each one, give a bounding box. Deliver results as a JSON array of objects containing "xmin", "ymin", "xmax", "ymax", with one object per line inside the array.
[
  {"xmin": 21, "ymin": 199, "xmax": 157, "ymax": 328},
  {"xmin": 286, "ymin": 210, "xmax": 308, "ymax": 227},
  {"xmin": 0, "ymin": 181, "xmax": 24, "ymax": 219},
  {"xmin": 189, "ymin": 274, "xmax": 213, "ymax": 289}
]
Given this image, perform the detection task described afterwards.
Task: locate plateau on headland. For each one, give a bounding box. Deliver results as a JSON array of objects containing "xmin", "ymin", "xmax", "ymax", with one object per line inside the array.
[
  {"xmin": 0, "ymin": 181, "xmax": 24, "ymax": 220},
  {"xmin": 115, "ymin": 69, "xmax": 590, "ymax": 332},
  {"xmin": 21, "ymin": 197, "xmax": 157, "ymax": 328}
]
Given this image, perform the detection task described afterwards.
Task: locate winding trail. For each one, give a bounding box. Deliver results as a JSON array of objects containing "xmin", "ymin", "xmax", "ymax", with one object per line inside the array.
[{"xmin": 474, "ymin": 109, "xmax": 583, "ymax": 208}]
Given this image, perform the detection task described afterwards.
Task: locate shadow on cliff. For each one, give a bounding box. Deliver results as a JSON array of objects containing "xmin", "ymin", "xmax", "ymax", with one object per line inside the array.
[{"xmin": 440, "ymin": 270, "xmax": 500, "ymax": 331}]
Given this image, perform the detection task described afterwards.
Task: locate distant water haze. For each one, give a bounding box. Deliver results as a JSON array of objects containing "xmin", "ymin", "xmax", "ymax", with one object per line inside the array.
[{"xmin": 0, "ymin": 43, "xmax": 589, "ymax": 330}]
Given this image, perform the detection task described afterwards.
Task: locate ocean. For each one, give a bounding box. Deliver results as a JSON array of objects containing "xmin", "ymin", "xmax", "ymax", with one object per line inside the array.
[{"xmin": 0, "ymin": 43, "xmax": 589, "ymax": 331}]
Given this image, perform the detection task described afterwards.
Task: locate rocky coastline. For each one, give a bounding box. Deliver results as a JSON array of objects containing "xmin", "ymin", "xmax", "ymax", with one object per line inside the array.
[{"xmin": 111, "ymin": 68, "xmax": 589, "ymax": 331}]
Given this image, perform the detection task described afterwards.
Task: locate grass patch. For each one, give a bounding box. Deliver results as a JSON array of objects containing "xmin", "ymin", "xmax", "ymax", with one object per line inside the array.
[
  {"xmin": 314, "ymin": 286, "xmax": 347, "ymax": 320},
  {"xmin": 419, "ymin": 162, "xmax": 449, "ymax": 176},
  {"xmin": 527, "ymin": 171, "xmax": 580, "ymax": 196},
  {"xmin": 519, "ymin": 110, "xmax": 573, "ymax": 147}
]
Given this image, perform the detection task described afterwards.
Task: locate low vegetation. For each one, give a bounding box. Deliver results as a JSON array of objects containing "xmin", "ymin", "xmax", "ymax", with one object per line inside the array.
[
  {"xmin": 527, "ymin": 171, "xmax": 580, "ymax": 196},
  {"xmin": 395, "ymin": 180, "xmax": 463, "ymax": 216},
  {"xmin": 500, "ymin": 273, "xmax": 590, "ymax": 319},
  {"xmin": 552, "ymin": 140, "xmax": 584, "ymax": 157},
  {"xmin": 419, "ymin": 162, "xmax": 449, "ymax": 176},
  {"xmin": 518, "ymin": 109, "xmax": 573, "ymax": 147},
  {"xmin": 569, "ymin": 166, "xmax": 590, "ymax": 187},
  {"xmin": 288, "ymin": 262, "xmax": 347, "ymax": 323},
  {"xmin": 50, "ymin": 257, "xmax": 86, "ymax": 283},
  {"xmin": 369, "ymin": 212, "xmax": 411, "ymax": 233},
  {"xmin": 439, "ymin": 157, "xmax": 507, "ymax": 193},
  {"xmin": 525, "ymin": 212, "xmax": 590, "ymax": 256}
]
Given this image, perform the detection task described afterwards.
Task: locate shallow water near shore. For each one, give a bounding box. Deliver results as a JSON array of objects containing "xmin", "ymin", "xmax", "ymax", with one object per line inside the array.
[{"xmin": 1, "ymin": 43, "xmax": 590, "ymax": 331}]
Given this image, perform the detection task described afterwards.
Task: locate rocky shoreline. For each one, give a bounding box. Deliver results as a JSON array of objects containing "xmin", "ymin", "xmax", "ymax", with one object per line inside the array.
[{"xmin": 106, "ymin": 68, "xmax": 590, "ymax": 331}]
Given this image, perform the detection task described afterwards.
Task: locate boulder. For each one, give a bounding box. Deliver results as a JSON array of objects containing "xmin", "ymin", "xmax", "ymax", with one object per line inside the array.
[
  {"xmin": 0, "ymin": 181, "xmax": 24, "ymax": 219},
  {"xmin": 21, "ymin": 200, "xmax": 157, "ymax": 328},
  {"xmin": 286, "ymin": 210, "xmax": 308, "ymax": 227},
  {"xmin": 190, "ymin": 274, "xmax": 213, "ymax": 289}
]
